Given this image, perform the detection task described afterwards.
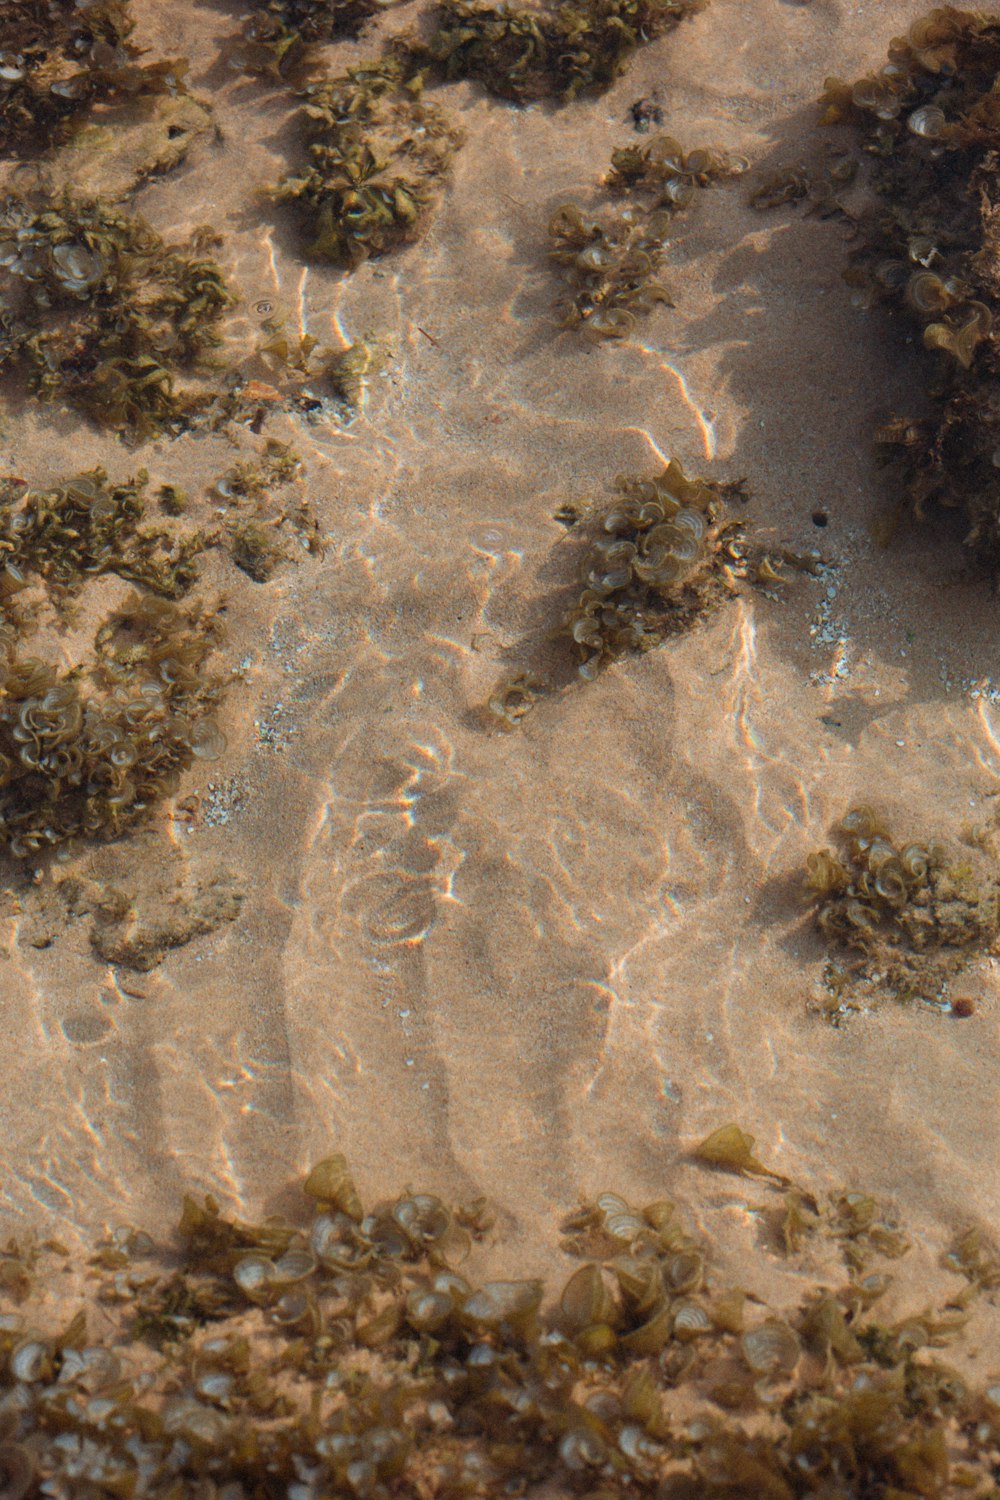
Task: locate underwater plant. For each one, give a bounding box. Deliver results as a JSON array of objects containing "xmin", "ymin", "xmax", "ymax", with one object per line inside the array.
[
  {"xmin": 404, "ymin": 0, "xmax": 708, "ymax": 102},
  {"xmin": 239, "ymin": 0, "xmax": 384, "ymax": 74},
  {"xmin": 805, "ymin": 803, "xmax": 1000, "ymax": 1010},
  {"xmin": 823, "ymin": 8, "xmax": 1000, "ymax": 564},
  {"xmin": 273, "ymin": 59, "xmax": 462, "ymax": 266},
  {"xmin": 0, "ymin": 1131, "xmax": 997, "ymax": 1494},
  {"xmin": 549, "ymin": 140, "xmax": 740, "ymax": 339},
  {"xmin": 0, "ymin": 0, "xmax": 189, "ymax": 155},
  {"xmin": 0, "ymin": 193, "xmax": 236, "ymax": 437},
  {"xmin": 0, "ymin": 468, "xmax": 204, "ymax": 601},
  {"xmin": 0, "ymin": 593, "xmax": 226, "ymax": 857},
  {"xmin": 561, "ymin": 459, "xmax": 750, "ymax": 679}
]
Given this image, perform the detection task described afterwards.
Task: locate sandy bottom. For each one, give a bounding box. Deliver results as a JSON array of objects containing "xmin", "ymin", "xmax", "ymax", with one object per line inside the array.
[{"xmin": 1, "ymin": 0, "xmax": 999, "ymax": 1345}]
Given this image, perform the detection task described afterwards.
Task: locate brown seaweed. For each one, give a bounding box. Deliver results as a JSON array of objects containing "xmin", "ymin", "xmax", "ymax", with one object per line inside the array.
[
  {"xmin": 273, "ymin": 59, "xmax": 462, "ymax": 267},
  {"xmin": 0, "ymin": 1133, "xmax": 995, "ymax": 1496},
  {"xmin": 805, "ymin": 803, "xmax": 1000, "ymax": 1010},
  {"xmin": 402, "ymin": 0, "xmax": 708, "ymax": 103},
  {"xmin": 0, "ymin": 0, "xmax": 190, "ymax": 156},
  {"xmin": 824, "ymin": 8, "xmax": 1000, "ymax": 565},
  {"xmin": 561, "ymin": 460, "xmax": 750, "ymax": 678},
  {"xmin": 0, "ymin": 593, "xmax": 226, "ymax": 856},
  {"xmin": 0, "ymin": 193, "xmax": 236, "ymax": 437}
]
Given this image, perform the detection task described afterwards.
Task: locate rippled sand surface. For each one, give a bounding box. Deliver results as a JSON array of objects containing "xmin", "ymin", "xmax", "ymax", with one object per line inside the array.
[{"xmin": 4, "ymin": 0, "xmax": 1000, "ymax": 1305}]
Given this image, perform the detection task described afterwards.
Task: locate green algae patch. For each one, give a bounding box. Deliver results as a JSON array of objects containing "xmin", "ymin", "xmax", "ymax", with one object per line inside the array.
[
  {"xmin": 0, "ymin": 468, "xmax": 206, "ymax": 602},
  {"xmin": 823, "ymin": 8, "xmax": 1000, "ymax": 567},
  {"xmin": 805, "ymin": 804, "xmax": 1000, "ymax": 1015},
  {"xmin": 0, "ymin": 193, "xmax": 237, "ymax": 438},
  {"xmin": 273, "ymin": 59, "xmax": 462, "ymax": 268},
  {"xmin": 0, "ymin": 1134, "xmax": 999, "ymax": 1494},
  {"xmin": 404, "ymin": 0, "xmax": 708, "ymax": 103}
]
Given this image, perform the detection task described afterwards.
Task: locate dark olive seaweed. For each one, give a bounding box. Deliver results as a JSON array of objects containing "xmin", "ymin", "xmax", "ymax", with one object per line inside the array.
[
  {"xmin": 273, "ymin": 58, "xmax": 462, "ymax": 267},
  {"xmin": 561, "ymin": 460, "xmax": 751, "ymax": 679},
  {"xmin": 0, "ymin": 468, "xmax": 204, "ymax": 601},
  {"xmin": 824, "ymin": 9, "xmax": 1000, "ymax": 564},
  {"xmin": 0, "ymin": 193, "xmax": 236, "ymax": 437},
  {"xmin": 805, "ymin": 803, "xmax": 1000, "ymax": 1010},
  {"xmin": 0, "ymin": 0, "xmax": 190, "ymax": 156},
  {"xmin": 239, "ymin": 0, "xmax": 383, "ymax": 74},
  {"xmin": 0, "ymin": 592, "xmax": 226, "ymax": 857},
  {"xmin": 402, "ymin": 0, "xmax": 708, "ymax": 103},
  {"xmin": 0, "ymin": 1131, "xmax": 996, "ymax": 1494}
]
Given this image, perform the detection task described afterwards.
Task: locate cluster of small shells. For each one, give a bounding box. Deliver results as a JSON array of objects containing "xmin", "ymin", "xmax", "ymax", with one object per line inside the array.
[
  {"xmin": 0, "ymin": 1140, "xmax": 998, "ymax": 1495},
  {"xmin": 825, "ymin": 8, "xmax": 1000, "ymax": 557},
  {"xmin": 563, "ymin": 460, "xmax": 735, "ymax": 678},
  {"xmin": 806, "ymin": 804, "xmax": 1000, "ymax": 962}
]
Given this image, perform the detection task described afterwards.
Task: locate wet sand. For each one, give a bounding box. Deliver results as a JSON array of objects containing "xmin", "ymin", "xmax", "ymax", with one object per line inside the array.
[{"xmin": 1, "ymin": 0, "xmax": 999, "ymax": 1349}]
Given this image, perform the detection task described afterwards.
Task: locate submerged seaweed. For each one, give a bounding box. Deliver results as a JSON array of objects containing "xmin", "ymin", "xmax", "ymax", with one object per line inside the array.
[
  {"xmin": 549, "ymin": 139, "xmax": 740, "ymax": 338},
  {"xmin": 824, "ymin": 8, "xmax": 1000, "ymax": 564},
  {"xmin": 0, "ymin": 1135, "xmax": 997, "ymax": 1494},
  {"xmin": 0, "ymin": 468, "xmax": 204, "ymax": 601},
  {"xmin": 0, "ymin": 593, "xmax": 226, "ymax": 857},
  {"xmin": 239, "ymin": 0, "xmax": 383, "ymax": 73},
  {"xmin": 0, "ymin": 193, "xmax": 236, "ymax": 436},
  {"xmin": 404, "ymin": 0, "xmax": 708, "ymax": 102},
  {"xmin": 805, "ymin": 803, "xmax": 1000, "ymax": 1009},
  {"xmin": 0, "ymin": 0, "xmax": 189, "ymax": 156},
  {"xmin": 562, "ymin": 460, "xmax": 750, "ymax": 679},
  {"xmin": 273, "ymin": 59, "xmax": 462, "ymax": 267}
]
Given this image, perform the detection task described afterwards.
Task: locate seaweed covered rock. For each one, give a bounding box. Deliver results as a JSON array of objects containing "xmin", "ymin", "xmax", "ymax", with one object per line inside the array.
[
  {"xmin": 273, "ymin": 59, "xmax": 462, "ymax": 266},
  {"xmin": 405, "ymin": 0, "xmax": 708, "ymax": 102},
  {"xmin": 0, "ymin": 1137, "xmax": 998, "ymax": 1495},
  {"xmin": 549, "ymin": 140, "xmax": 741, "ymax": 338},
  {"xmin": 823, "ymin": 8, "xmax": 1000, "ymax": 562},
  {"xmin": 0, "ymin": 193, "xmax": 236, "ymax": 436},
  {"xmin": 805, "ymin": 803, "xmax": 1000, "ymax": 1008},
  {"xmin": 0, "ymin": 594, "xmax": 226, "ymax": 857},
  {"xmin": 562, "ymin": 460, "xmax": 747, "ymax": 678},
  {"xmin": 0, "ymin": 0, "xmax": 189, "ymax": 156}
]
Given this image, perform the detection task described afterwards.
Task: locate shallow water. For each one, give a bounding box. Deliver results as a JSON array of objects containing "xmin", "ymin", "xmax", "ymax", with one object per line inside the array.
[{"xmin": 3, "ymin": 0, "xmax": 1000, "ymax": 1343}]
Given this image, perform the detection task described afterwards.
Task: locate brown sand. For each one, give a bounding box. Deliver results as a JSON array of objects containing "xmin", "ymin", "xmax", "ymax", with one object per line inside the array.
[{"xmin": 1, "ymin": 0, "xmax": 998, "ymax": 1347}]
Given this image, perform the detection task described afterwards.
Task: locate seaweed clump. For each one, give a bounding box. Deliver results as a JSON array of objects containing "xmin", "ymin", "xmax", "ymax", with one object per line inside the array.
[
  {"xmin": 211, "ymin": 438, "xmax": 321, "ymax": 581},
  {"xmin": 0, "ymin": 0, "xmax": 189, "ymax": 155},
  {"xmin": 0, "ymin": 468, "xmax": 204, "ymax": 600},
  {"xmin": 0, "ymin": 193, "xmax": 236, "ymax": 437},
  {"xmin": 273, "ymin": 60, "xmax": 462, "ymax": 266},
  {"xmin": 239, "ymin": 0, "xmax": 383, "ymax": 74},
  {"xmin": 406, "ymin": 0, "xmax": 708, "ymax": 102},
  {"xmin": 805, "ymin": 803, "xmax": 1000, "ymax": 1009},
  {"xmin": 0, "ymin": 1133, "xmax": 999, "ymax": 1495},
  {"xmin": 823, "ymin": 9, "xmax": 1000, "ymax": 563},
  {"xmin": 549, "ymin": 138, "xmax": 741, "ymax": 338},
  {"xmin": 0, "ymin": 593, "xmax": 226, "ymax": 857},
  {"xmin": 562, "ymin": 460, "xmax": 748, "ymax": 678}
]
